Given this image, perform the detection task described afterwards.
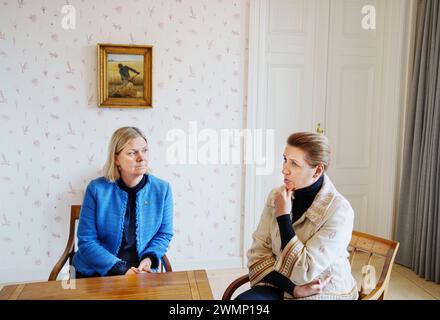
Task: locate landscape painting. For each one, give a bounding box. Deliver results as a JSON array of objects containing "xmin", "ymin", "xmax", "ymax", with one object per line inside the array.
[{"xmin": 98, "ymin": 44, "xmax": 153, "ymax": 108}]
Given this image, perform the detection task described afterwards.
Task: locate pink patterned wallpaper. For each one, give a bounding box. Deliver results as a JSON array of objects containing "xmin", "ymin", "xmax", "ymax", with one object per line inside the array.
[{"xmin": 0, "ymin": 0, "xmax": 249, "ymax": 283}]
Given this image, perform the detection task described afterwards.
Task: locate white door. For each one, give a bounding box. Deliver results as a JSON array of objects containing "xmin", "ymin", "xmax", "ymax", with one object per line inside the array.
[
  {"xmin": 263, "ymin": 0, "xmax": 329, "ymax": 194},
  {"xmin": 244, "ymin": 0, "xmax": 410, "ymax": 266},
  {"xmin": 324, "ymin": 0, "xmax": 409, "ymax": 237},
  {"xmin": 325, "ymin": 0, "xmax": 387, "ymax": 234},
  {"xmin": 244, "ymin": 0, "xmax": 329, "ymax": 259}
]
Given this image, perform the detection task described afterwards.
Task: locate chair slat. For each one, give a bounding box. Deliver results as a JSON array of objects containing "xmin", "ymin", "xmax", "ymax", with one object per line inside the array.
[
  {"xmin": 366, "ymin": 252, "xmax": 373, "ymax": 266},
  {"xmin": 349, "ymin": 249, "xmax": 357, "ymax": 267}
]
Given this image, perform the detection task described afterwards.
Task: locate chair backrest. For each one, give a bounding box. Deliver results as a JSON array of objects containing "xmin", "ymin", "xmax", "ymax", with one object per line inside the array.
[
  {"xmin": 48, "ymin": 205, "xmax": 172, "ymax": 281},
  {"xmin": 68, "ymin": 205, "xmax": 81, "ymax": 265},
  {"xmin": 348, "ymin": 230, "xmax": 399, "ymax": 300}
]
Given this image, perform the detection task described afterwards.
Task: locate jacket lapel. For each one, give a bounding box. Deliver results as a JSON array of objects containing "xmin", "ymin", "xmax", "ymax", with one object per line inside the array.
[{"xmin": 293, "ymin": 174, "xmax": 337, "ymax": 230}]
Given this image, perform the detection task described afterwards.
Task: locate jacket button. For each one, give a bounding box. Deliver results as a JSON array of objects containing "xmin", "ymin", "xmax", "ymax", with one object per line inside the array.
[{"xmin": 144, "ymin": 200, "xmax": 148, "ymax": 205}]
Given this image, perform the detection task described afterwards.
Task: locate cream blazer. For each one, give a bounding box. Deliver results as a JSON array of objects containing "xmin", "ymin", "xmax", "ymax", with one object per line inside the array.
[{"xmin": 247, "ymin": 174, "xmax": 358, "ymax": 300}]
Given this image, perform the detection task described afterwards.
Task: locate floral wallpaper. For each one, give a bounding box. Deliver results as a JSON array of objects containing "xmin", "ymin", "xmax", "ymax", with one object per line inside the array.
[{"xmin": 0, "ymin": 0, "xmax": 249, "ymax": 283}]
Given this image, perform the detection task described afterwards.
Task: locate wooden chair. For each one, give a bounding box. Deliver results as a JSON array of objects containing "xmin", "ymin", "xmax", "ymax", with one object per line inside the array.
[
  {"xmin": 48, "ymin": 205, "xmax": 172, "ymax": 281},
  {"xmin": 222, "ymin": 230, "xmax": 399, "ymax": 300}
]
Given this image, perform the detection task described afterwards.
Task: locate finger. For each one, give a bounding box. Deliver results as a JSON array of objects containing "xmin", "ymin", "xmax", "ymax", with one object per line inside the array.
[
  {"xmin": 131, "ymin": 267, "xmax": 140, "ymax": 274},
  {"xmin": 310, "ymin": 284, "xmax": 322, "ymax": 292},
  {"xmin": 321, "ymin": 275, "xmax": 333, "ymax": 286},
  {"xmin": 280, "ymin": 186, "xmax": 287, "ymax": 196},
  {"xmin": 143, "ymin": 265, "xmax": 152, "ymax": 272},
  {"xmin": 308, "ymin": 279, "xmax": 320, "ymax": 285},
  {"xmin": 140, "ymin": 262, "xmax": 149, "ymax": 269},
  {"xmin": 286, "ymin": 187, "xmax": 295, "ymax": 198},
  {"xmin": 310, "ymin": 283, "xmax": 320, "ymax": 289}
]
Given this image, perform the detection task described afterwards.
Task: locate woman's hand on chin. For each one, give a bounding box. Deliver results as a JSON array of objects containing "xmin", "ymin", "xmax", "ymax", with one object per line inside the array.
[{"xmin": 274, "ymin": 186, "xmax": 294, "ymax": 217}]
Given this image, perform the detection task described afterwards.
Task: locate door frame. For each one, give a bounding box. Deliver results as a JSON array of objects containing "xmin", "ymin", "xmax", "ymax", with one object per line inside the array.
[{"xmin": 242, "ymin": 0, "xmax": 269, "ymax": 268}]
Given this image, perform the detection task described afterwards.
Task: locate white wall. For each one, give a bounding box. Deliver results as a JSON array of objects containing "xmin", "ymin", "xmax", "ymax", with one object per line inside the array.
[{"xmin": 0, "ymin": 0, "xmax": 249, "ymax": 284}]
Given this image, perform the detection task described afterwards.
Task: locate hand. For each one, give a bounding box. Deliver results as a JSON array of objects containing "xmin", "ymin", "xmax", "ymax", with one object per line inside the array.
[
  {"xmin": 293, "ymin": 276, "xmax": 332, "ymax": 298},
  {"xmin": 138, "ymin": 257, "xmax": 153, "ymax": 273},
  {"xmin": 274, "ymin": 186, "xmax": 293, "ymax": 217},
  {"xmin": 125, "ymin": 267, "xmax": 141, "ymax": 275}
]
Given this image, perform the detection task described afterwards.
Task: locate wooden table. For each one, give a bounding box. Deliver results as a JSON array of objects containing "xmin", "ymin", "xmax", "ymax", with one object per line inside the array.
[{"xmin": 0, "ymin": 270, "xmax": 213, "ymax": 300}]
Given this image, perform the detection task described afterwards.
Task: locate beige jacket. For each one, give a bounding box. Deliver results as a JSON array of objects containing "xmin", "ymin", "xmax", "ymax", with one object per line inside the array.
[{"xmin": 247, "ymin": 174, "xmax": 358, "ymax": 300}]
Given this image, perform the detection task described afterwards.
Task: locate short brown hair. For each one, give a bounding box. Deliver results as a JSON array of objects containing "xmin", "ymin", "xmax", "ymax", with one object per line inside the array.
[
  {"xmin": 103, "ymin": 127, "xmax": 148, "ymax": 182},
  {"xmin": 286, "ymin": 132, "xmax": 330, "ymax": 171}
]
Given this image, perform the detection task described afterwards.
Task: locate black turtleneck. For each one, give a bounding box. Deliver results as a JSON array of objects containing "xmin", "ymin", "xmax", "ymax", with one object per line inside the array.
[
  {"xmin": 262, "ymin": 174, "xmax": 324, "ymax": 295},
  {"xmin": 107, "ymin": 175, "xmax": 157, "ymax": 276},
  {"xmin": 278, "ymin": 174, "xmax": 324, "ymax": 249}
]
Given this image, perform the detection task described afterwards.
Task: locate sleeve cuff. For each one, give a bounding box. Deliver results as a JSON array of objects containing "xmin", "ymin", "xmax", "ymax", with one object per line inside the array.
[
  {"xmin": 274, "ymin": 235, "xmax": 304, "ymax": 279},
  {"xmin": 248, "ymin": 255, "xmax": 276, "ymax": 287},
  {"xmin": 106, "ymin": 260, "xmax": 130, "ymax": 276},
  {"xmin": 264, "ymin": 271, "xmax": 295, "ymax": 295}
]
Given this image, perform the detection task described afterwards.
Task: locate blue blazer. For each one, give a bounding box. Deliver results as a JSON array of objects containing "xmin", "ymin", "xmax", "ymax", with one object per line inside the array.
[{"xmin": 72, "ymin": 174, "xmax": 173, "ymax": 276}]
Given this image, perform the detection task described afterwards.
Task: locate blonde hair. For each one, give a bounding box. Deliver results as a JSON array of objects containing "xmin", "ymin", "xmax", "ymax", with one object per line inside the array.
[
  {"xmin": 286, "ymin": 132, "xmax": 330, "ymax": 171},
  {"xmin": 103, "ymin": 127, "xmax": 148, "ymax": 182}
]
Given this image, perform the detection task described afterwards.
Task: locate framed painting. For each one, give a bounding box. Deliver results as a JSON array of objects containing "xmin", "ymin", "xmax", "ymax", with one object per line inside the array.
[{"xmin": 98, "ymin": 43, "xmax": 153, "ymax": 108}]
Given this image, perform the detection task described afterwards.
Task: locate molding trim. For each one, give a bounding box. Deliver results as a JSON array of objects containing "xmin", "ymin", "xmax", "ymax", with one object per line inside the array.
[
  {"xmin": 373, "ymin": 0, "xmax": 413, "ymax": 238},
  {"xmin": 243, "ymin": 0, "xmax": 269, "ymax": 268}
]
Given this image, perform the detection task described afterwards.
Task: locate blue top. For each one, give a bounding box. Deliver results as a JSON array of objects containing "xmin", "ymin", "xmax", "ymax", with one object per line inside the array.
[{"xmin": 72, "ymin": 174, "xmax": 173, "ymax": 276}]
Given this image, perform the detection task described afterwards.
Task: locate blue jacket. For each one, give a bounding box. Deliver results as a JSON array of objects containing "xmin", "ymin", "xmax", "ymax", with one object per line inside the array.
[{"xmin": 72, "ymin": 174, "xmax": 173, "ymax": 276}]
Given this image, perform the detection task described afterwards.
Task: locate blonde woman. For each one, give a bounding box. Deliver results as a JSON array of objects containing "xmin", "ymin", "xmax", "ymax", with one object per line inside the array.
[
  {"xmin": 72, "ymin": 127, "xmax": 173, "ymax": 278},
  {"xmin": 237, "ymin": 132, "xmax": 357, "ymax": 300}
]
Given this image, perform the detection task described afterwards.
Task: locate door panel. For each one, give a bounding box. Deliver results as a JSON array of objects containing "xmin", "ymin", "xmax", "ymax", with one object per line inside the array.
[
  {"xmin": 262, "ymin": 0, "xmax": 326, "ymax": 198},
  {"xmin": 325, "ymin": 0, "xmax": 385, "ymax": 232}
]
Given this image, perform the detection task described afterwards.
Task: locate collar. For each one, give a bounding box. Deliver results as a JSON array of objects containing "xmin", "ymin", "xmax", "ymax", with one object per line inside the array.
[
  {"xmin": 117, "ymin": 174, "xmax": 148, "ymax": 194},
  {"xmin": 292, "ymin": 174, "xmax": 338, "ymax": 227},
  {"xmin": 293, "ymin": 174, "xmax": 324, "ymax": 200}
]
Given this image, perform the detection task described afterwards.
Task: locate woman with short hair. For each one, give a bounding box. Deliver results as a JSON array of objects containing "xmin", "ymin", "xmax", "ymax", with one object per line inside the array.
[{"xmin": 237, "ymin": 132, "xmax": 358, "ymax": 300}]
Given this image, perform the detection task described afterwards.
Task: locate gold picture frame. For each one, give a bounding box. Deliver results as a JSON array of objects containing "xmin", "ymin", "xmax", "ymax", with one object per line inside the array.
[{"xmin": 98, "ymin": 43, "xmax": 153, "ymax": 108}]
